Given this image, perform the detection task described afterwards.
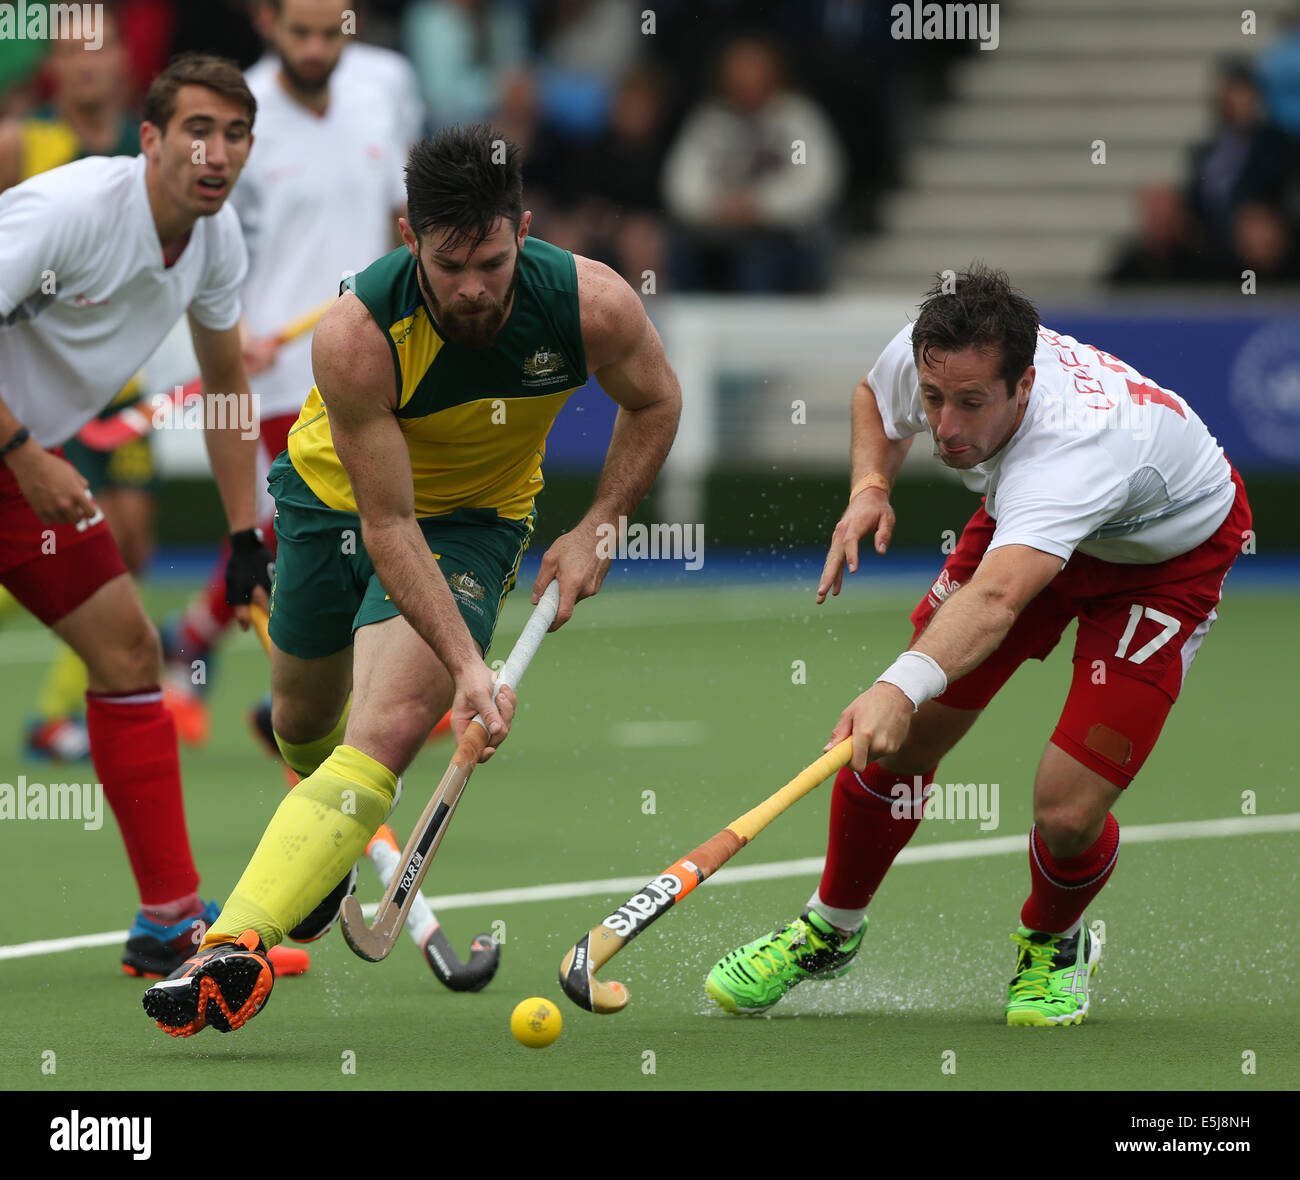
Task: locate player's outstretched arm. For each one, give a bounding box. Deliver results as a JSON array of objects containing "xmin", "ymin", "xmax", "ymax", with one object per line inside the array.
[
  {"xmin": 826, "ymin": 543, "xmax": 1063, "ymax": 770},
  {"xmin": 817, "ymin": 377, "xmax": 913, "ymax": 604},
  {"xmin": 312, "ymin": 294, "xmax": 507, "ymax": 749},
  {"xmin": 530, "ymin": 257, "xmax": 682, "ymax": 629}
]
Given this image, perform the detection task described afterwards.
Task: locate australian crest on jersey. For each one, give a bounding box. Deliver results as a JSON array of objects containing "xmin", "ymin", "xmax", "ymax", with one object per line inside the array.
[{"xmin": 522, "ymin": 344, "xmax": 572, "ymax": 388}]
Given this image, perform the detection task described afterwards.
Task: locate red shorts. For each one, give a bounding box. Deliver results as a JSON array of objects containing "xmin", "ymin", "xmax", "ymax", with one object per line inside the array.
[
  {"xmin": 909, "ymin": 468, "xmax": 1252, "ymax": 788},
  {"xmin": 0, "ymin": 448, "xmax": 128, "ymax": 625}
]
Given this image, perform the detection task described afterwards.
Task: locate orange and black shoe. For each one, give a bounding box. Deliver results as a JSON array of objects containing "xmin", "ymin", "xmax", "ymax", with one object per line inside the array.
[{"xmin": 141, "ymin": 930, "xmax": 274, "ymax": 1038}]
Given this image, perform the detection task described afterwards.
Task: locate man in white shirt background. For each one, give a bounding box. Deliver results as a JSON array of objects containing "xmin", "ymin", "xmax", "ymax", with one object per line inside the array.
[{"xmin": 162, "ymin": 0, "xmax": 419, "ymax": 752}]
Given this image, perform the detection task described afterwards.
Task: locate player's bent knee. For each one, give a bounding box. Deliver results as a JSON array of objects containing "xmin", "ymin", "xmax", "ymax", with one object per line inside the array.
[
  {"xmin": 1033, "ymin": 802, "xmax": 1108, "ymax": 858},
  {"xmin": 346, "ymin": 698, "xmax": 441, "ymax": 771},
  {"xmin": 270, "ymin": 699, "xmax": 340, "ymax": 749},
  {"xmin": 85, "ymin": 618, "xmax": 163, "ymax": 692}
]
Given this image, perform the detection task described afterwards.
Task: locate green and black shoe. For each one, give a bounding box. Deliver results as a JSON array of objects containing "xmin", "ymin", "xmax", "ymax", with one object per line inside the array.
[
  {"xmin": 705, "ymin": 909, "xmax": 865, "ymax": 1014},
  {"xmin": 1006, "ymin": 922, "xmax": 1101, "ymax": 1027}
]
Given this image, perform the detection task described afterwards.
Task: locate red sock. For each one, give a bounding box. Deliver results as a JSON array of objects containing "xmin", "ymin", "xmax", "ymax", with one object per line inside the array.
[
  {"xmin": 86, "ymin": 689, "xmax": 200, "ymax": 906},
  {"xmin": 1020, "ymin": 814, "xmax": 1120, "ymax": 933},
  {"xmin": 818, "ymin": 763, "xmax": 936, "ymax": 910}
]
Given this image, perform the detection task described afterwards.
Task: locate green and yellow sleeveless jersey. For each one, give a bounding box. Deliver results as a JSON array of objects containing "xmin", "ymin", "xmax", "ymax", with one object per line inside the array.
[{"xmin": 288, "ymin": 236, "xmax": 587, "ymax": 521}]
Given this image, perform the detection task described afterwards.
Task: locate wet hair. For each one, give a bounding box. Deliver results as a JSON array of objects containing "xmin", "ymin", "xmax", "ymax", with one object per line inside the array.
[
  {"xmin": 912, "ymin": 264, "xmax": 1039, "ymax": 396},
  {"xmin": 404, "ymin": 123, "xmax": 523, "ymax": 252}
]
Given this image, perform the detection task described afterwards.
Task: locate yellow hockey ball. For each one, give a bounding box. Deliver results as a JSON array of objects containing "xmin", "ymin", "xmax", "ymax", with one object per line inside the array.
[{"xmin": 510, "ymin": 997, "xmax": 562, "ymax": 1048}]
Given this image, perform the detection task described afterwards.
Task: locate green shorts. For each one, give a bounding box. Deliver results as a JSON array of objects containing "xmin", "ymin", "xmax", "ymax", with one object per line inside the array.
[{"xmin": 266, "ymin": 452, "xmax": 533, "ymax": 660}]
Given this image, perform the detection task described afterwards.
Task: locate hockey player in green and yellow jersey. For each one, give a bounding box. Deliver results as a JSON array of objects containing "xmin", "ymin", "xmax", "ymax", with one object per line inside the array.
[{"xmin": 143, "ymin": 123, "xmax": 682, "ymax": 1037}]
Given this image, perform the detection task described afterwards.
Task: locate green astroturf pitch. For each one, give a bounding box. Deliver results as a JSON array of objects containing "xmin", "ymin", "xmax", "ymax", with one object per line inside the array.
[{"xmin": 0, "ymin": 574, "xmax": 1296, "ymax": 1093}]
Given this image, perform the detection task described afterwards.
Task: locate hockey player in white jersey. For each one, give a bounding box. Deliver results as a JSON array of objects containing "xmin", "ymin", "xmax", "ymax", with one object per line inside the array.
[
  {"xmin": 0, "ymin": 54, "xmax": 290, "ymax": 978},
  {"xmin": 706, "ymin": 266, "xmax": 1251, "ymax": 1027}
]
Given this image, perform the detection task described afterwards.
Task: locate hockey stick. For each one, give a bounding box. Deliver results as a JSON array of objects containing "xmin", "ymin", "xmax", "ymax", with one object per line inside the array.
[
  {"xmin": 339, "ymin": 581, "xmax": 562, "ymax": 962},
  {"xmin": 366, "ymin": 825, "xmax": 500, "ymax": 991},
  {"xmin": 76, "ymin": 299, "xmax": 335, "ymax": 452},
  {"xmin": 558, "ymin": 737, "xmax": 854, "ymax": 1014},
  {"xmin": 246, "ymin": 606, "xmax": 496, "ymax": 987}
]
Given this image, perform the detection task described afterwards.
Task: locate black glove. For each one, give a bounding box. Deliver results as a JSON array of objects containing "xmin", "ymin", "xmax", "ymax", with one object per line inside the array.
[{"xmin": 226, "ymin": 527, "xmax": 274, "ymax": 605}]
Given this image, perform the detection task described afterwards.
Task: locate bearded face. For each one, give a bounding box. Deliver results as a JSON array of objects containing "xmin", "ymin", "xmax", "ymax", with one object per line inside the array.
[{"xmin": 410, "ymin": 217, "xmax": 526, "ymax": 350}]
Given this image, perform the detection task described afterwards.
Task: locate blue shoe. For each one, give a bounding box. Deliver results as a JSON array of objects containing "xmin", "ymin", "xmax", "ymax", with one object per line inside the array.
[
  {"xmin": 122, "ymin": 900, "xmax": 222, "ymax": 978},
  {"xmin": 24, "ymin": 715, "xmax": 91, "ymax": 762}
]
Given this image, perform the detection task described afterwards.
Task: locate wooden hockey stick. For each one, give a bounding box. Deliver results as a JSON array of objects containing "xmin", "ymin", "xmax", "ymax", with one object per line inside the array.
[
  {"xmin": 339, "ymin": 582, "xmax": 562, "ymax": 962},
  {"xmin": 558, "ymin": 738, "xmax": 854, "ymax": 1013}
]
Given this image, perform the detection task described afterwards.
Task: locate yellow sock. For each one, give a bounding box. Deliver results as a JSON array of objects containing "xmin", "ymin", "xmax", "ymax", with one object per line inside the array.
[
  {"xmin": 37, "ymin": 644, "xmax": 89, "ymax": 721},
  {"xmin": 274, "ymin": 696, "xmax": 351, "ymax": 779},
  {"xmin": 206, "ymin": 744, "xmax": 397, "ymax": 948}
]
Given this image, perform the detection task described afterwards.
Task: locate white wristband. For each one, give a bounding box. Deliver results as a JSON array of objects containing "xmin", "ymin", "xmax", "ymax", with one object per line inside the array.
[{"xmin": 874, "ymin": 650, "xmax": 948, "ymax": 712}]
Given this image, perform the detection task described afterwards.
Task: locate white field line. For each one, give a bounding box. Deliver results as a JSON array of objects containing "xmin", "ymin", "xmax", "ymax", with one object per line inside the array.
[{"xmin": 1, "ymin": 813, "xmax": 1295, "ymax": 962}]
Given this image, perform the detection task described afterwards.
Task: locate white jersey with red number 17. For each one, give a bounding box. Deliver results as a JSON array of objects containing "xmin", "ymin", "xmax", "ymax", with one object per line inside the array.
[
  {"xmin": 0, "ymin": 154, "xmax": 247, "ymax": 448},
  {"xmin": 868, "ymin": 322, "xmax": 1237, "ymax": 565}
]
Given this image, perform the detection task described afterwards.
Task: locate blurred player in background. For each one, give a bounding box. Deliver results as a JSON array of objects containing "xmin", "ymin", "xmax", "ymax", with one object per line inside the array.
[
  {"xmin": 0, "ymin": 54, "xmax": 281, "ymax": 977},
  {"xmin": 142, "ymin": 124, "xmax": 681, "ymax": 1037},
  {"xmin": 706, "ymin": 266, "xmax": 1251, "ymax": 1027},
  {"xmin": 161, "ymin": 0, "xmax": 421, "ymax": 754}
]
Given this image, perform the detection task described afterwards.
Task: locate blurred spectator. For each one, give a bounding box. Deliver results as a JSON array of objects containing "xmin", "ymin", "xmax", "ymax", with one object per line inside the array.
[
  {"xmin": 0, "ymin": 7, "xmax": 136, "ymax": 193},
  {"xmin": 1232, "ymin": 200, "xmax": 1300, "ymax": 282},
  {"xmin": 1185, "ymin": 59, "xmax": 1290, "ymax": 257},
  {"xmin": 538, "ymin": 0, "xmax": 640, "ymax": 83},
  {"xmin": 546, "ymin": 64, "xmax": 670, "ymax": 284},
  {"xmin": 1108, "ymin": 184, "xmax": 1212, "ymax": 285},
  {"xmin": 402, "ymin": 0, "xmax": 529, "ymax": 129},
  {"xmin": 1256, "ymin": 7, "xmax": 1300, "ymax": 138},
  {"xmin": 534, "ymin": 0, "xmax": 642, "ymax": 137},
  {"xmin": 490, "ymin": 68, "xmax": 569, "ymax": 225},
  {"xmin": 765, "ymin": 0, "xmax": 905, "ymax": 229},
  {"xmin": 662, "ymin": 36, "xmax": 845, "ymax": 293}
]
